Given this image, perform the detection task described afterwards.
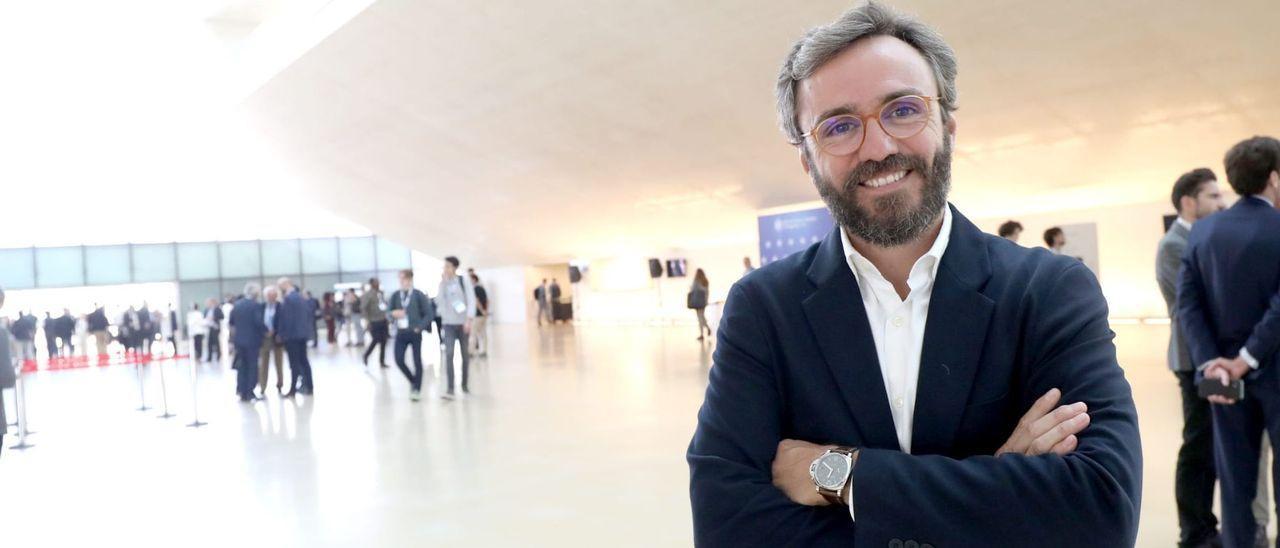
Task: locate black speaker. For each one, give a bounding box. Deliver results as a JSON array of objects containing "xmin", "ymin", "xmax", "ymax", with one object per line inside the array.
[
  {"xmin": 568, "ymin": 265, "xmax": 582, "ymax": 284},
  {"xmin": 648, "ymin": 258, "xmax": 663, "ymax": 278}
]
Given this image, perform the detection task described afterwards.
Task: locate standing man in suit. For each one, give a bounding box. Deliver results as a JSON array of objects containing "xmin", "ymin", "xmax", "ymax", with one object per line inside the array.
[
  {"xmin": 687, "ymin": 4, "xmax": 1141, "ymax": 546},
  {"xmin": 276, "ymin": 278, "xmax": 314, "ymax": 397},
  {"xmin": 533, "ymin": 279, "xmax": 550, "ymax": 327},
  {"xmin": 1180, "ymin": 136, "xmax": 1280, "ymax": 548},
  {"xmin": 204, "ymin": 298, "xmax": 224, "ymax": 363},
  {"xmin": 389, "ymin": 269, "xmax": 433, "ymax": 401},
  {"xmin": 228, "ymin": 283, "xmax": 266, "ymax": 402},
  {"xmin": 1158, "ymin": 167, "xmax": 1229, "ymax": 547},
  {"xmin": 548, "ymin": 278, "xmax": 562, "ymax": 323},
  {"xmin": 258, "ymin": 287, "xmax": 286, "ymax": 396}
]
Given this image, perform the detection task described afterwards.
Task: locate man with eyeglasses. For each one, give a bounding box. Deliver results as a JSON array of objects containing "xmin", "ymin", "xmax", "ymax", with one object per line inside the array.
[{"xmin": 687, "ymin": 3, "xmax": 1141, "ymax": 547}]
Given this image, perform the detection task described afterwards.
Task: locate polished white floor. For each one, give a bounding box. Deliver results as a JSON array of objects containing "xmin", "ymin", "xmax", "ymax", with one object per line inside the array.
[{"xmin": 0, "ymin": 323, "xmax": 1261, "ymax": 546}]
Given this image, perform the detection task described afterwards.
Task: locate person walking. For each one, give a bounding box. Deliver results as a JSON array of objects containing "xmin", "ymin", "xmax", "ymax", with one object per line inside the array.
[
  {"xmin": 87, "ymin": 305, "xmax": 110, "ymax": 357},
  {"xmin": 204, "ymin": 298, "xmax": 223, "ymax": 362},
  {"xmin": 361, "ymin": 278, "xmax": 389, "ymax": 368},
  {"xmin": 322, "ymin": 292, "xmax": 338, "ymax": 345},
  {"xmin": 469, "ymin": 272, "xmax": 489, "ymax": 358},
  {"xmin": 186, "ymin": 303, "xmax": 206, "ymax": 361},
  {"xmin": 533, "ymin": 279, "xmax": 550, "ymax": 326},
  {"xmin": 342, "ymin": 289, "xmax": 362, "ymax": 347},
  {"xmin": 438, "ymin": 257, "xmax": 476, "ymax": 399},
  {"xmin": 689, "ymin": 268, "xmax": 711, "ymax": 341},
  {"xmin": 388, "ymin": 270, "xmax": 433, "ymax": 401}
]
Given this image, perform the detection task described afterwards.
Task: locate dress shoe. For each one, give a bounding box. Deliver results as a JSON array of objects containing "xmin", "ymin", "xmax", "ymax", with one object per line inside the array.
[{"xmin": 283, "ymin": 390, "xmax": 296, "ymax": 398}]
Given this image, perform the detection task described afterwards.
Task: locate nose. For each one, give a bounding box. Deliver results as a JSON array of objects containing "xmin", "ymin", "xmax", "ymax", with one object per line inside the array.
[{"xmin": 856, "ymin": 116, "xmax": 899, "ymax": 163}]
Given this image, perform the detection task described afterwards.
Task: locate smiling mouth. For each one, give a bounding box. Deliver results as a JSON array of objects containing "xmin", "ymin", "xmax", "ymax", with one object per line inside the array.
[{"xmin": 859, "ymin": 170, "xmax": 910, "ymax": 189}]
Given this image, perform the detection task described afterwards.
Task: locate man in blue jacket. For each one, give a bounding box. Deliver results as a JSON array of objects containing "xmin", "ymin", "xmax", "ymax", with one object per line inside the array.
[
  {"xmin": 228, "ymin": 283, "xmax": 267, "ymax": 402},
  {"xmin": 388, "ymin": 269, "xmax": 434, "ymax": 401},
  {"xmin": 1179, "ymin": 135, "xmax": 1280, "ymax": 547},
  {"xmin": 276, "ymin": 277, "xmax": 315, "ymax": 397},
  {"xmin": 687, "ymin": 4, "xmax": 1141, "ymax": 546}
]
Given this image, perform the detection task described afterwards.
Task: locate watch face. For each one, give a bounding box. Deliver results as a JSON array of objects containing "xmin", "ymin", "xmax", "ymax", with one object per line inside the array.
[{"xmin": 814, "ymin": 453, "xmax": 850, "ymax": 490}]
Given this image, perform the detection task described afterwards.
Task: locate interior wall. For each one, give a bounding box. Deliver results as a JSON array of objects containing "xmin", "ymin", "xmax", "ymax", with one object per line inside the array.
[{"xmin": 473, "ymin": 265, "xmax": 527, "ymax": 325}]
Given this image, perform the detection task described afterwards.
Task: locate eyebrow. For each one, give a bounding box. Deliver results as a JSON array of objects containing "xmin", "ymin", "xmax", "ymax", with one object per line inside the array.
[{"xmin": 809, "ymin": 87, "xmax": 927, "ymax": 130}]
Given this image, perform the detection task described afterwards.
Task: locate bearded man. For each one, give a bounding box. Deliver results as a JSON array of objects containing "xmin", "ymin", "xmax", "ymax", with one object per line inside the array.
[{"xmin": 686, "ymin": 3, "xmax": 1141, "ymax": 546}]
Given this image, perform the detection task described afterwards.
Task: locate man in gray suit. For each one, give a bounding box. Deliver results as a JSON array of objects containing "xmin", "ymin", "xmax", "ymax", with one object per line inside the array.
[{"xmin": 1159, "ymin": 167, "xmax": 1233, "ymax": 548}]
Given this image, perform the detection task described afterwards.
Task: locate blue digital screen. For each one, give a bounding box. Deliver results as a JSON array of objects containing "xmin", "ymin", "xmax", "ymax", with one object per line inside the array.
[{"xmin": 757, "ymin": 207, "xmax": 835, "ymax": 265}]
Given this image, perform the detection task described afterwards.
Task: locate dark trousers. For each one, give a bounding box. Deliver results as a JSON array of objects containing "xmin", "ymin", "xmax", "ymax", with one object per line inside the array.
[
  {"xmin": 207, "ymin": 329, "xmax": 221, "ymax": 361},
  {"xmin": 233, "ymin": 343, "xmax": 260, "ymax": 399},
  {"xmin": 1175, "ymin": 371, "xmax": 1220, "ymax": 547},
  {"xmin": 364, "ymin": 321, "xmax": 389, "ymax": 365},
  {"xmin": 442, "ymin": 324, "xmax": 470, "ymax": 393},
  {"xmin": 284, "ymin": 340, "xmax": 313, "ymax": 393},
  {"xmin": 45, "ymin": 335, "xmax": 57, "ymax": 358},
  {"xmin": 193, "ymin": 334, "xmax": 204, "ymax": 360},
  {"xmin": 1212, "ymin": 369, "xmax": 1280, "ymax": 548},
  {"xmin": 394, "ymin": 330, "xmax": 423, "ymax": 391}
]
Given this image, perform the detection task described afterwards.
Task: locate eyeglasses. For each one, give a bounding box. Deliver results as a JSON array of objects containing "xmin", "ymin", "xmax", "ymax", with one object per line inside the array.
[{"xmin": 794, "ymin": 95, "xmax": 938, "ymax": 156}]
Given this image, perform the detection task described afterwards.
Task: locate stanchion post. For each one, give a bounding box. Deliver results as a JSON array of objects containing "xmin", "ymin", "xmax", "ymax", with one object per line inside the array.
[
  {"xmin": 185, "ymin": 342, "xmax": 206, "ymax": 428},
  {"xmin": 156, "ymin": 359, "xmax": 174, "ymax": 419},
  {"xmin": 135, "ymin": 362, "xmax": 151, "ymax": 412},
  {"xmin": 10, "ymin": 368, "xmax": 33, "ymax": 451}
]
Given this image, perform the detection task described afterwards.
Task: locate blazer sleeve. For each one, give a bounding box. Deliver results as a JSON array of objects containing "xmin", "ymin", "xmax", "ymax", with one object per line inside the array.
[
  {"xmin": 848, "ymin": 263, "xmax": 1141, "ymax": 547},
  {"xmin": 1155, "ymin": 238, "xmax": 1180, "ymax": 316},
  {"xmin": 1177, "ymin": 239, "xmax": 1218, "ymax": 367},
  {"xmin": 688, "ymin": 283, "xmax": 853, "ymax": 547},
  {"xmin": 1243, "ymin": 285, "xmax": 1280, "ymax": 366}
]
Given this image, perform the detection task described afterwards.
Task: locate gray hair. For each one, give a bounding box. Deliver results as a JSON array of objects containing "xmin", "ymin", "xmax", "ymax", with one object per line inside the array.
[
  {"xmin": 243, "ymin": 282, "xmax": 261, "ymax": 299},
  {"xmin": 776, "ymin": 1, "xmax": 958, "ymax": 146}
]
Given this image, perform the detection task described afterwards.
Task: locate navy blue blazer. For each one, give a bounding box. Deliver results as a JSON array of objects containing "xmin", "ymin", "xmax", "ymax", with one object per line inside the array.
[
  {"xmin": 1178, "ymin": 195, "xmax": 1280, "ymax": 374},
  {"xmin": 278, "ymin": 290, "xmax": 314, "ymax": 342},
  {"xmin": 687, "ymin": 205, "xmax": 1141, "ymax": 547},
  {"xmin": 229, "ymin": 297, "xmax": 267, "ymax": 349}
]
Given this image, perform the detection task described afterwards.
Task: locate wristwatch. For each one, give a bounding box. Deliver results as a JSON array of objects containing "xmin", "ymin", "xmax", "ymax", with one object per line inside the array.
[{"xmin": 809, "ymin": 446, "xmax": 858, "ymax": 505}]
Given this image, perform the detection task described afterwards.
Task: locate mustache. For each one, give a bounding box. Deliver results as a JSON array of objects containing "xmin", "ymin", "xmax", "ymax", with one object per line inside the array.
[{"xmin": 841, "ymin": 153, "xmax": 930, "ymax": 192}]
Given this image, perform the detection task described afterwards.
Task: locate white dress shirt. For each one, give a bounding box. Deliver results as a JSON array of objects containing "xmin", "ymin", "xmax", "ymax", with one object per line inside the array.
[{"xmin": 839, "ymin": 206, "xmax": 953, "ymax": 454}]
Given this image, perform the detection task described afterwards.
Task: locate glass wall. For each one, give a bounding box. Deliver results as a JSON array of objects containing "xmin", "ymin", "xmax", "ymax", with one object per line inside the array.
[{"xmin": 0, "ymin": 237, "xmax": 415, "ymax": 307}]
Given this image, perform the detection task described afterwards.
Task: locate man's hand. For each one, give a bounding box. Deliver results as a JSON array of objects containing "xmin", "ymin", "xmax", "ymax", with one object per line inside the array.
[
  {"xmin": 1202, "ymin": 357, "xmax": 1247, "ymax": 405},
  {"xmin": 996, "ymin": 388, "xmax": 1090, "ymax": 457},
  {"xmin": 772, "ymin": 439, "xmax": 832, "ymax": 506},
  {"xmin": 464, "ymin": 320, "xmax": 472, "ymax": 335},
  {"xmin": 391, "ymin": 310, "xmax": 406, "ymax": 320}
]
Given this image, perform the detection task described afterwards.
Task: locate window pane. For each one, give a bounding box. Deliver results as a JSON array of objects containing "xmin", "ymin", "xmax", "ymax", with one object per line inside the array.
[
  {"xmin": 178, "ymin": 242, "xmax": 219, "ymax": 281},
  {"xmin": 375, "ymin": 237, "xmax": 411, "ymax": 270},
  {"xmin": 178, "ymin": 281, "xmax": 222, "ymax": 312},
  {"xmin": 339, "ymin": 237, "xmax": 376, "ymax": 272},
  {"xmin": 35, "ymin": 246, "xmax": 85, "ymax": 287},
  {"xmin": 0, "ymin": 248, "xmax": 36, "ymax": 289},
  {"xmin": 85, "ymin": 245, "xmax": 131, "ymax": 285},
  {"xmin": 301, "ymin": 238, "xmax": 339, "ymax": 274},
  {"xmin": 261, "ymin": 239, "xmax": 301, "ymax": 276},
  {"xmin": 132, "ymin": 243, "xmax": 176, "ymax": 282},
  {"xmin": 302, "ymin": 273, "xmax": 341, "ymax": 296},
  {"xmin": 220, "ymin": 241, "xmax": 261, "ymax": 278}
]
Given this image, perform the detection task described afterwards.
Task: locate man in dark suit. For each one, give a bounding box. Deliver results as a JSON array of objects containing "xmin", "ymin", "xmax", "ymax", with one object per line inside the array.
[
  {"xmin": 687, "ymin": 5, "xmax": 1141, "ymax": 546},
  {"xmin": 276, "ymin": 278, "xmax": 315, "ymax": 397},
  {"xmin": 204, "ymin": 298, "xmax": 224, "ymax": 362},
  {"xmin": 1180, "ymin": 135, "xmax": 1280, "ymax": 548},
  {"xmin": 228, "ymin": 284, "xmax": 267, "ymax": 402},
  {"xmin": 1158, "ymin": 168, "xmax": 1228, "ymax": 547},
  {"xmin": 388, "ymin": 269, "xmax": 433, "ymax": 401}
]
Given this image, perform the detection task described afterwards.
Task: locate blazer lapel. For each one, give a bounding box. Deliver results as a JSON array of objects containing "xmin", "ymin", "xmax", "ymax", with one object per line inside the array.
[
  {"xmin": 910, "ymin": 207, "xmax": 995, "ymax": 455},
  {"xmin": 802, "ymin": 227, "xmax": 900, "ymax": 450}
]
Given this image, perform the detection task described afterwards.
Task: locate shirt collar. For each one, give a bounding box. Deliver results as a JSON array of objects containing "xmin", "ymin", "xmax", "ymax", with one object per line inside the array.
[
  {"xmin": 1251, "ymin": 194, "xmax": 1275, "ymax": 207},
  {"xmin": 839, "ymin": 205, "xmax": 952, "ymax": 292},
  {"xmin": 1175, "ymin": 216, "xmax": 1193, "ymax": 231}
]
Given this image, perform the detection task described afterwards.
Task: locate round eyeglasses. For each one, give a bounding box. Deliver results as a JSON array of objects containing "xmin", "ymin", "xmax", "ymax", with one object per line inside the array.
[{"xmin": 794, "ymin": 95, "xmax": 938, "ymax": 156}]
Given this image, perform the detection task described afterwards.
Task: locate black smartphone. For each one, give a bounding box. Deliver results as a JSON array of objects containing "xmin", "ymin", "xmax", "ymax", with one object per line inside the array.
[{"xmin": 1198, "ymin": 378, "xmax": 1245, "ymax": 401}]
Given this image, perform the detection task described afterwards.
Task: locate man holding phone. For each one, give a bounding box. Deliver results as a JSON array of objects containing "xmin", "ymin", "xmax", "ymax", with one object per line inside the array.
[{"xmin": 1180, "ymin": 136, "xmax": 1280, "ymax": 547}]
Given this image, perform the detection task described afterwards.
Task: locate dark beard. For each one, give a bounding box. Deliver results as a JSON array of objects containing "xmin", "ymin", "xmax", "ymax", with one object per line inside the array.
[{"xmin": 812, "ymin": 135, "xmax": 952, "ymax": 247}]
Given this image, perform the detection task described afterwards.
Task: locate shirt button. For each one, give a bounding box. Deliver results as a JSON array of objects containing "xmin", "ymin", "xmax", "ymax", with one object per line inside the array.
[
  {"xmin": 892, "ymin": 316, "xmax": 904, "ymax": 327},
  {"xmin": 894, "ymin": 397, "xmax": 904, "ymax": 409}
]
